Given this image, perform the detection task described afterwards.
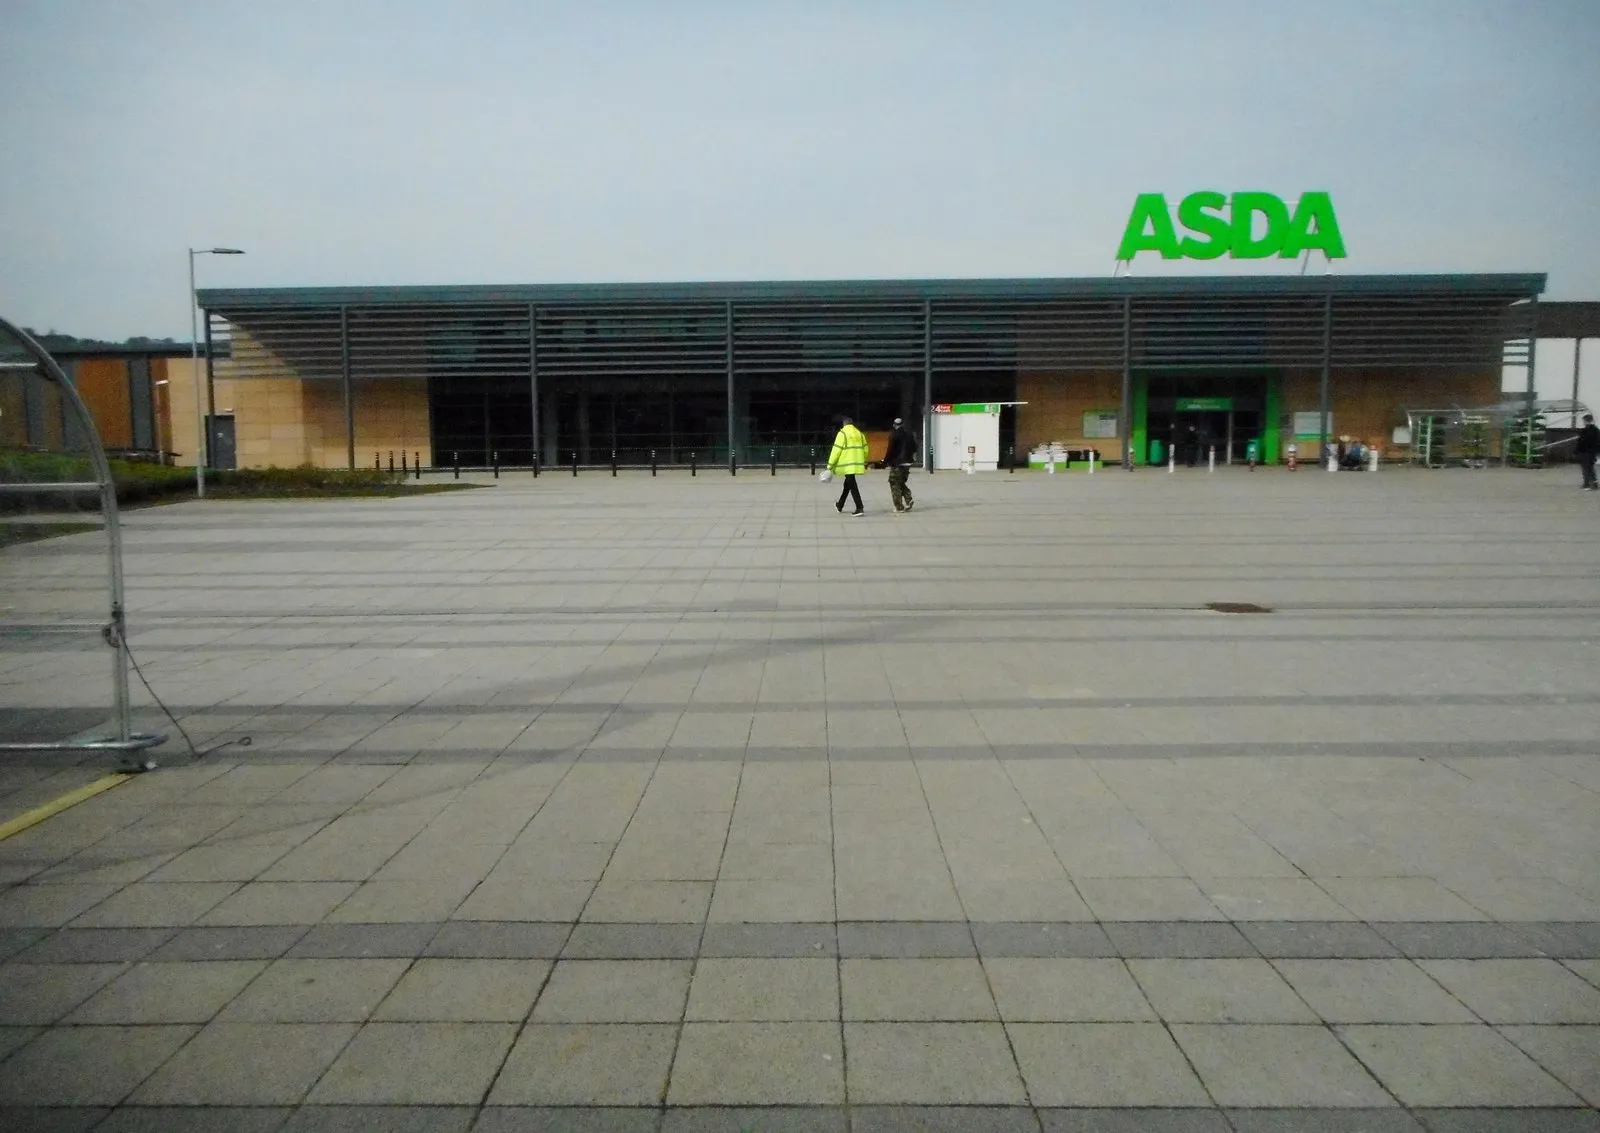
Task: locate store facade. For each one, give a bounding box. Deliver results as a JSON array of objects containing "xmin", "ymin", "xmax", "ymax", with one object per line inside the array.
[{"xmin": 187, "ymin": 273, "xmax": 1543, "ymax": 472}]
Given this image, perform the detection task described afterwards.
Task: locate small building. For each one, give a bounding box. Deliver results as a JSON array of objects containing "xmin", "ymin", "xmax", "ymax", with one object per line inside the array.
[{"xmin": 0, "ymin": 343, "xmax": 193, "ymax": 462}]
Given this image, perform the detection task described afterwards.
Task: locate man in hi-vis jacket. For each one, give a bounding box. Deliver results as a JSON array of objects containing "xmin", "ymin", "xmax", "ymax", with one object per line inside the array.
[{"xmin": 828, "ymin": 416, "xmax": 868, "ymax": 515}]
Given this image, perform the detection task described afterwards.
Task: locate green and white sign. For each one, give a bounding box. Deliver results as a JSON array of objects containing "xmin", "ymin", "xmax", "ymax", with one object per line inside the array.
[
  {"xmin": 1175, "ymin": 397, "xmax": 1233, "ymax": 412},
  {"xmin": 933, "ymin": 402, "xmax": 1000, "ymax": 414},
  {"xmin": 1117, "ymin": 191, "xmax": 1346, "ymax": 262},
  {"xmin": 1082, "ymin": 410, "xmax": 1120, "ymax": 439}
]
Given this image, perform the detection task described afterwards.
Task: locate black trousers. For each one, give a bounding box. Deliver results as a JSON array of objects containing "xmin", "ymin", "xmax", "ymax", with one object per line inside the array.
[
  {"xmin": 835, "ymin": 475, "xmax": 863, "ymax": 512},
  {"xmin": 1581, "ymin": 455, "xmax": 1597, "ymax": 488}
]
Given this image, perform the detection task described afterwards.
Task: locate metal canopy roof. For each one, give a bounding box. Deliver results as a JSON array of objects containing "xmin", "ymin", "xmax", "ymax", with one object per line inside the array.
[
  {"xmin": 1532, "ymin": 301, "xmax": 1600, "ymax": 339},
  {"xmin": 199, "ymin": 272, "xmax": 1545, "ymax": 310}
]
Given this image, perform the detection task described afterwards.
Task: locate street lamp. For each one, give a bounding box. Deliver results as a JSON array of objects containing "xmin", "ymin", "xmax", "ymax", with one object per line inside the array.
[{"xmin": 189, "ymin": 247, "xmax": 244, "ymax": 497}]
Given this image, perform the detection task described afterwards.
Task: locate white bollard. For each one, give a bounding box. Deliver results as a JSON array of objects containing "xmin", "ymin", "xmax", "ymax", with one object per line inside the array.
[
  {"xmin": 1046, "ymin": 458, "xmax": 1054, "ymax": 474},
  {"xmin": 1328, "ymin": 451, "xmax": 1338, "ymax": 472},
  {"xmin": 1168, "ymin": 447, "xmax": 1175, "ymax": 474},
  {"xmin": 1368, "ymin": 447, "xmax": 1379, "ymax": 472},
  {"xmin": 1088, "ymin": 450, "xmax": 1096, "ymax": 475},
  {"xmin": 1208, "ymin": 446, "xmax": 1215, "ymax": 473}
]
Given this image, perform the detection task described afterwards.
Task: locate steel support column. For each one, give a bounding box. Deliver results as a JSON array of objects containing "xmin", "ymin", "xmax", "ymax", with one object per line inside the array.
[
  {"xmin": 340, "ymin": 306, "xmax": 354, "ymax": 470},
  {"xmin": 1120, "ymin": 295, "xmax": 1133, "ymax": 469},
  {"xmin": 1525, "ymin": 297, "xmax": 1539, "ymax": 405},
  {"xmin": 528, "ymin": 304, "xmax": 539, "ymax": 464},
  {"xmin": 202, "ymin": 312, "xmax": 217, "ymax": 471},
  {"xmin": 725, "ymin": 300, "xmax": 735, "ymax": 471},
  {"xmin": 923, "ymin": 298, "xmax": 933, "ymax": 472},
  {"xmin": 1318, "ymin": 292, "xmax": 1332, "ymax": 463},
  {"xmin": 1574, "ymin": 338, "xmax": 1585, "ymax": 428}
]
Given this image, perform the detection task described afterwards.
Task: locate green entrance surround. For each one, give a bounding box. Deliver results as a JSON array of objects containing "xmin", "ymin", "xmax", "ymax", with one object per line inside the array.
[
  {"xmin": 1262, "ymin": 373, "xmax": 1281, "ymax": 464},
  {"xmin": 1131, "ymin": 374, "xmax": 1149, "ymax": 466}
]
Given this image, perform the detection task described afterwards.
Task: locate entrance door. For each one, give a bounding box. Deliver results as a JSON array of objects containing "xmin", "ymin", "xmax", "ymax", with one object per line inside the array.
[
  {"xmin": 207, "ymin": 415, "xmax": 237, "ymax": 470},
  {"xmin": 1141, "ymin": 374, "xmax": 1272, "ymax": 466}
]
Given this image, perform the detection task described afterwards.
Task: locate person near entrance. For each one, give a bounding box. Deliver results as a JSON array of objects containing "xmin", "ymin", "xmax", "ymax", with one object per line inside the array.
[
  {"xmin": 828, "ymin": 415, "xmax": 868, "ymax": 515},
  {"xmin": 1577, "ymin": 413, "xmax": 1600, "ymax": 490},
  {"xmin": 884, "ymin": 417, "xmax": 918, "ymax": 512}
]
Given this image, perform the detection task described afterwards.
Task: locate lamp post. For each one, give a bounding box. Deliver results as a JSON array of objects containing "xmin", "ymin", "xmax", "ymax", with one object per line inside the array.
[{"xmin": 189, "ymin": 247, "xmax": 244, "ymax": 497}]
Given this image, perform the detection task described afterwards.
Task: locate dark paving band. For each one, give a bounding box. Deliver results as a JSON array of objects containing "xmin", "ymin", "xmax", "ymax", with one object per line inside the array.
[
  {"xmin": 4, "ymin": 920, "xmax": 1598, "ymax": 966},
  {"xmin": 1, "ymin": 1104, "xmax": 1597, "ymax": 1132}
]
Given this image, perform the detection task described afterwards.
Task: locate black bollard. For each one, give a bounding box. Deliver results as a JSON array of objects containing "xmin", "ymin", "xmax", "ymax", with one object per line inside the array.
[
  {"xmin": 730, "ymin": 453, "xmax": 737, "ymax": 477},
  {"xmin": 690, "ymin": 452, "xmax": 697, "ymax": 477},
  {"xmin": 374, "ymin": 452, "xmax": 380, "ymax": 471},
  {"xmin": 401, "ymin": 451, "xmax": 408, "ymax": 475},
  {"xmin": 388, "ymin": 451, "xmax": 395, "ymax": 474},
  {"xmin": 572, "ymin": 450, "xmax": 578, "ymax": 477},
  {"xmin": 453, "ymin": 452, "xmax": 459, "ymax": 480},
  {"xmin": 611, "ymin": 449, "xmax": 617, "ymax": 477},
  {"xmin": 492, "ymin": 451, "xmax": 499, "ymax": 479},
  {"xmin": 651, "ymin": 450, "xmax": 657, "ymax": 477},
  {"xmin": 533, "ymin": 454, "xmax": 540, "ymax": 478},
  {"xmin": 1008, "ymin": 445, "xmax": 1015, "ymax": 473},
  {"xmin": 414, "ymin": 453, "xmax": 420, "ymax": 480},
  {"xmin": 770, "ymin": 447, "xmax": 777, "ymax": 476},
  {"xmin": 809, "ymin": 447, "xmax": 816, "ymax": 475}
]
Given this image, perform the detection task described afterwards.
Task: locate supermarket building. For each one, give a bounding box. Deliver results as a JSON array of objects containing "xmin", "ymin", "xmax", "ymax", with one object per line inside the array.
[{"xmin": 175, "ymin": 272, "xmax": 1548, "ymax": 472}]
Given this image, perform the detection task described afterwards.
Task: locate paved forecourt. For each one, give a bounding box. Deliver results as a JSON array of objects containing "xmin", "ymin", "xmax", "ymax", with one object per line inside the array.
[{"xmin": 0, "ymin": 465, "xmax": 1597, "ymax": 1131}]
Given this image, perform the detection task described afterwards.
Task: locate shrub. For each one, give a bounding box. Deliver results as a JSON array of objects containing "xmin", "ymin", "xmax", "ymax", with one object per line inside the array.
[{"xmin": 0, "ymin": 449, "xmax": 410, "ymax": 510}]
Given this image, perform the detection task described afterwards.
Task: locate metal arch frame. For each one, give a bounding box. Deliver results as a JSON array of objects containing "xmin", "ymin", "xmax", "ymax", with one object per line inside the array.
[{"xmin": 0, "ymin": 317, "xmax": 165, "ymax": 761}]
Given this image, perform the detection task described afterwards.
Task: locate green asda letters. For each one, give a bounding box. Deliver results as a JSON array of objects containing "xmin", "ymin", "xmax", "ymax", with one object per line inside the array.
[{"xmin": 1117, "ymin": 191, "xmax": 1346, "ymax": 261}]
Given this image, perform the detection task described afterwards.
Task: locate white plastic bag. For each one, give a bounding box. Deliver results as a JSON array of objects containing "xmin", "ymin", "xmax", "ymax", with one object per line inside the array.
[{"xmin": 819, "ymin": 470, "xmax": 833, "ymax": 483}]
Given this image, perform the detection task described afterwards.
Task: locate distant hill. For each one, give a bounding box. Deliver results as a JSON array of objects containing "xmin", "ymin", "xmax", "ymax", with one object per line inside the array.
[{"xmin": 20, "ymin": 329, "xmax": 183, "ymax": 352}]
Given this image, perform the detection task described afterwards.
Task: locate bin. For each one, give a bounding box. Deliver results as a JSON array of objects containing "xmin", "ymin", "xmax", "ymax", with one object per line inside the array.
[
  {"xmin": 1245, "ymin": 438, "xmax": 1260, "ymax": 465},
  {"xmin": 1149, "ymin": 439, "xmax": 1165, "ymax": 465}
]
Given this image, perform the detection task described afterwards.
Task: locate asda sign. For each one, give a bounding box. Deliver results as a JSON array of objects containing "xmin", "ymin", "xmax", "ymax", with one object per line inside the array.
[{"xmin": 1116, "ymin": 191, "xmax": 1346, "ymax": 262}]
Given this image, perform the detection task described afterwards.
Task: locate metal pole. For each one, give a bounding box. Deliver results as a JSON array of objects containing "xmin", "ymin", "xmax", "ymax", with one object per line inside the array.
[
  {"xmin": 203, "ymin": 310, "xmax": 218, "ymax": 474},
  {"xmin": 726, "ymin": 299, "xmax": 736, "ymax": 474},
  {"xmin": 1120, "ymin": 295, "xmax": 1133, "ymax": 469},
  {"xmin": 529, "ymin": 303, "xmax": 540, "ymax": 468},
  {"xmin": 1525, "ymin": 297, "xmax": 1539, "ymax": 406},
  {"xmin": 1318, "ymin": 292, "xmax": 1333, "ymax": 465},
  {"xmin": 340, "ymin": 306, "xmax": 354, "ymax": 470},
  {"xmin": 923, "ymin": 298, "xmax": 933, "ymax": 473},
  {"xmin": 188, "ymin": 249, "xmax": 205, "ymax": 498},
  {"xmin": 1573, "ymin": 339, "xmax": 1584, "ymax": 428}
]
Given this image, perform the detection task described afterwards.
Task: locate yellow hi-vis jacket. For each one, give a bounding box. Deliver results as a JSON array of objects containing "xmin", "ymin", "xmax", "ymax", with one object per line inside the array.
[{"xmin": 827, "ymin": 424, "xmax": 869, "ymax": 475}]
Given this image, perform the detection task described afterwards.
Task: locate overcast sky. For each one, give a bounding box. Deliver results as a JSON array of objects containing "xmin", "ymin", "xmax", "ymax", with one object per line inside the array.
[{"xmin": 2, "ymin": 0, "xmax": 1598, "ymax": 350}]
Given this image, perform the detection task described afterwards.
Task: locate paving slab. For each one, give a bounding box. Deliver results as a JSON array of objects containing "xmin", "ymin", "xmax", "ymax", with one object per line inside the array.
[
  {"xmin": 0, "ymin": 1024, "xmax": 195, "ymax": 1105},
  {"xmin": 1337, "ymin": 1024, "xmax": 1583, "ymax": 1107},
  {"xmin": 844, "ymin": 1021, "xmax": 1026, "ymax": 1104},
  {"xmin": 486, "ymin": 1024, "xmax": 676, "ymax": 1106},
  {"xmin": 305, "ymin": 1022, "xmax": 516, "ymax": 1104},
  {"xmin": 1007, "ymin": 1022, "xmax": 1210, "ymax": 1107},
  {"xmin": 132, "ymin": 1022, "xmax": 357, "ymax": 1105},
  {"xmin": 667, "ymin": 1022, "xmax": 844, "ymax": 1105},
  {"xmin": 530, "ymin": 959, "xmax": 691, "ymax": 1023}
]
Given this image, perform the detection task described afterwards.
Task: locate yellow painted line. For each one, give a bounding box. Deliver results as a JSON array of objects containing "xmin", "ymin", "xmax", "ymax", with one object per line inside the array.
[{"xmin": 0, "ymin": 774, "xmax": 130, "ymax": 842}]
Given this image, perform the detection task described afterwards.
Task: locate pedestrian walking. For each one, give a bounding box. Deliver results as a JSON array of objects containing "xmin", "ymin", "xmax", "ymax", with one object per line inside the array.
[
  {"xmin": 884, "ymin": 416, "xmax": 918, "ymax": 512},
  {"xmin": 827, "ymin": 415, "xmax": 868, "ymax": 515},
  {"xmin": 1577, "ymin": 413, "xmax": 1600, "ymax": 491}
]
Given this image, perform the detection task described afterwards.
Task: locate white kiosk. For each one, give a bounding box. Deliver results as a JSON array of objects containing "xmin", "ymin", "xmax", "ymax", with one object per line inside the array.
[{"xmin": 931, "ymin": 402, "xmax": 1002, "ymax": 471}]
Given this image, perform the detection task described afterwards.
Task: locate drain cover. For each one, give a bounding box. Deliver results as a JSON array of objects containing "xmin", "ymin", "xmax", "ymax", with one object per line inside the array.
[{"xmin": 1206, "ymin": 602, "xmax": 1273, "ymax": 614}]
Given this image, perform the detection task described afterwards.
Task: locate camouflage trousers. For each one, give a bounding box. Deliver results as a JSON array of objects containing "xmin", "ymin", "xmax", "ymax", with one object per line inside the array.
[{"xmin": 888, "ymin": 465, "xmax": 914, "ymax": 511}]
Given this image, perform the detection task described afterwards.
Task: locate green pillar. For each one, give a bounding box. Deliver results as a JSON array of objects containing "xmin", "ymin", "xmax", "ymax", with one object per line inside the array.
[
  {"xmin": 1262, "ymin": 372, "xmax": 1282, "ymax": 464},
  {"xmin": 1131, "ymin": 373, "xmax": 1149, "ymax": 466}
]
